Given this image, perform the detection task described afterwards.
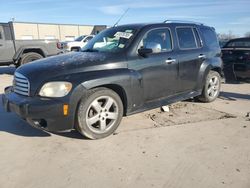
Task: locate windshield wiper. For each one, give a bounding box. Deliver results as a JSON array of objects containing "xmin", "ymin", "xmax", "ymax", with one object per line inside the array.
[{"xmin": 82, "ymin": 49, "xmax": 99, "ymax": 52}]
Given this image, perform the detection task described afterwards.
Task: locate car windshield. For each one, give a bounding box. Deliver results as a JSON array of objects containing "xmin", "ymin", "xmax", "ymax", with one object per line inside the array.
[
  {"xmin": 75, "ymin": 35, "xmax": 86, "ymax": 42},
  {"xmin": 82, "ymin": 26, "xmax": 138, "ymax": 53},
  {"xmin": 225, "ymin": 39, "xmax": 250, "ymax": 48}
]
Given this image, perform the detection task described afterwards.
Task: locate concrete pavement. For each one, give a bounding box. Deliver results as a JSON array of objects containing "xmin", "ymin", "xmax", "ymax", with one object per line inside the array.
[{"xmin": 0, "ymin": 68, "xmax": 249, "ymax": 188}]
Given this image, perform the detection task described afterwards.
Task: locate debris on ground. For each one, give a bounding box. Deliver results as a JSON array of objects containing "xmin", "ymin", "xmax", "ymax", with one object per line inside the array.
[
  {"xmin": 161, "ymin": 105, "xmax": 170, "ymax": 112},
  {"xmin": 145, "ymin": 102, "xmax": 236, "ymax": 127},
  {"xmin": 246, "ymin": 112, "xmax": 250, "ymax": 118}
]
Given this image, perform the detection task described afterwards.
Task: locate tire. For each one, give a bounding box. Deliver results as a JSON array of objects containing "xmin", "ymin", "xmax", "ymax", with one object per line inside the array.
[
  {"xmin": 19, "ymin": 52, "xmax": 43, "ymax": 66},
  {"xmin": 76, "ymin": 87, "xmax": 124, "ymax": 139},
  {"xmin": 198, "ymin": 70, "xmax": 221, "ymax": 102}
]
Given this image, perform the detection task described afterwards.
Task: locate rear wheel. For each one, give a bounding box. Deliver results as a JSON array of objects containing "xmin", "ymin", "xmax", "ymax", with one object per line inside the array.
[
  {"xmin": 198, "ymin": 70, "xmax": 221, "ymax": 102},
  {"xmin": 19, "ymin": 52, "xmax": 43, "ymax": 66},
  {"xmin": 76, "ymin": 88, "xmax": 123, "ymax": 139}
]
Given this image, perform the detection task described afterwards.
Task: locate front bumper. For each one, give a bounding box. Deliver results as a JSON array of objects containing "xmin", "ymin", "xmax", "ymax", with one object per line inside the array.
[{"xmin": 2, "ymin": 87, "xmax": 75, "ymax": 132}]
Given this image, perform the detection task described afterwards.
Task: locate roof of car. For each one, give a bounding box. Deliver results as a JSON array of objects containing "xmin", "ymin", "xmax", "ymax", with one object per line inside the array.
[
  {"xmin": 115, "ymin": 21, "xmax": 208, "ymax": 30},
  {"xmin": 227, "ymin": 37, "xmax": 250, "ymax": 42}
]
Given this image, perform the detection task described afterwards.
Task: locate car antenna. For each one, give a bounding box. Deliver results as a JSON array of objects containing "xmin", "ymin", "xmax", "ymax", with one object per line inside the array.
[{"xmin": 113, "ymin": 8, "xmax": 130, "ymax": 27}]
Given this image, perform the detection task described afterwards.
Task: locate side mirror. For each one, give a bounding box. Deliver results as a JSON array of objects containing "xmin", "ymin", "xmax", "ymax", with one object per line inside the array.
[
  {"xmin": 145, "ymin": 42, "xmax": 162, "ymax": 53},
  {"xmin": 138, "ymin": 48, "xmax": 153, "ymax": 57}
]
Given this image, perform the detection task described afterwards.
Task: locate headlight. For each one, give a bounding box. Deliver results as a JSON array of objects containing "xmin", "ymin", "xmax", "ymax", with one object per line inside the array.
[{"xmin": 39, "ymin": 82, "xmax": 72, "ymax": 97}]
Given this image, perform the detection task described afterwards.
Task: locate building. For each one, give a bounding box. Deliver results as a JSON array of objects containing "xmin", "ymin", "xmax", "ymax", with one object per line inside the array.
[{"xmin": 10, "ymin": 21, "xmax": 106, "ymax": 41}]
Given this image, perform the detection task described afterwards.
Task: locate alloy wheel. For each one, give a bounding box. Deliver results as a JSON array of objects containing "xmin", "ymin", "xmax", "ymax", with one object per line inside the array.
[
  {"xmin": 207, "ymin": 76, "xmax": 219, "ymax": 98},
  {"xmin": 85, "ymin": 96, "xmax": 119, "ymax": 134}
]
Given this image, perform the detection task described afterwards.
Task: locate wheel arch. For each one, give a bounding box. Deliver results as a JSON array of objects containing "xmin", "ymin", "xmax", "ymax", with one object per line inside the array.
[
  {"xmin": 211, "ymin": 66, "xmax": 223, "ymax": 77},
  {"xmin": 197, "ymin": 61, "xmax": 223, "ymax": 90},
  {"xmin": 92, "ymin": 84, "xmax": 128, "ymax": 115},
  {"xmin": 70, "ymin": 83, "xmax": 128, "ymax": 133},
  {"xmin": 13, "ymin": 47, "xmax": 46, "ymax": 64}
]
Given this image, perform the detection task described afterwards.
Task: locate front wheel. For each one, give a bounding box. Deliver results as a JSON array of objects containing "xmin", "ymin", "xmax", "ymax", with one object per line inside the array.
[
  {"xmin": 198, "ymin": 70, "xmax": 221, "ymax": 102},
  {"xmin": 76, "ymin": 88, "xmax": 124, "ymax": 139}
]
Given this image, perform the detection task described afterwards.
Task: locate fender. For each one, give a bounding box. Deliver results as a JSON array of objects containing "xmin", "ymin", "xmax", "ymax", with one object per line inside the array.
[
  {"xmin": 13, "ymin": 46, "xmax": 47, "ymax": 63},
  {"xmin": 81, "ymin": 69, "xmax": 144, "ymax": 114},
  {"xmin": 196, "ymin": 56, "xmax": 223, "ymax": 90},
  {"xmin": 63, "ymin": 68, "xmax": 144, "ymax": 115}
]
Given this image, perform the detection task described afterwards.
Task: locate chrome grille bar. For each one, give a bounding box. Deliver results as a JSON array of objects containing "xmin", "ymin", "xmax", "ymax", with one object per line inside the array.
[{"xmin": 13, "ymin": 72, "xmax": 30, "ymax": 96}]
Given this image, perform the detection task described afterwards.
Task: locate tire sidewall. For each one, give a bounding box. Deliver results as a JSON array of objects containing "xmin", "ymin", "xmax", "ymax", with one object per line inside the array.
[
  {"xmin": 203, "ymin": 71, "xmax": 221, "ymax": 102},
  {"xmin": 77, "ymin": 88, "xmax": 124, "ymax": 139},
  {"xmin": 21, "ymin": 52, "xmax": 43, "ymax": 65}
]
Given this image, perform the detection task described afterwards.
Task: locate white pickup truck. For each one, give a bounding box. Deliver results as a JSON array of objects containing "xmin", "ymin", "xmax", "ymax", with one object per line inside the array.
[{"xmin": 63, "ymin": 35, "xmax": 94, "ymax": 52}]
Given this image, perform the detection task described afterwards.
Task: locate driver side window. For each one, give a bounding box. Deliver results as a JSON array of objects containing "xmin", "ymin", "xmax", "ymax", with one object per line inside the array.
[{"xmin": 139, "ymin": 28, "xmax": 172, "ymax": 53}]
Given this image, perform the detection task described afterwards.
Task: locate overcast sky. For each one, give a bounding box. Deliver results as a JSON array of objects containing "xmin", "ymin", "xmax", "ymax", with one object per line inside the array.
[{"xmin": 0, "ymin": 0, "xmax": 249, "ymax": 36}]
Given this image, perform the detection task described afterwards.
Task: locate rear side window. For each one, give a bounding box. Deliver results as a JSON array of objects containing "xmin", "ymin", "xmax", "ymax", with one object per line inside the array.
[
  {"xmin": 200, "ymin": 27, "xmax": 219, "ymax": 48},
  {"xmin": 0, "ymin": 31, "xmax": 2, "ymax": 39},
  {"xmin": 3, "ymin": 26, "xmax": 12, "ymax": 40},
  {"xmin": 176, "ymin": 27, "xmax": 197, "ymax": 49},
  {"xmin": 193, "ymin": 28, "xmax": 202, "ymax": 47}
]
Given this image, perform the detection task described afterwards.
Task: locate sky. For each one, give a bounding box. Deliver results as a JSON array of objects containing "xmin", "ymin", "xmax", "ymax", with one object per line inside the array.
[{"xmin": 0, "ymin": 0, "xmax": 250, "ymax": 36}]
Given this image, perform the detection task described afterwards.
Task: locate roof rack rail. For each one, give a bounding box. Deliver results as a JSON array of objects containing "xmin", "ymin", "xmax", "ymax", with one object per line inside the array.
[{"xmin": 164, "ymin": 20, "xmax": 204, "ymax": 25}]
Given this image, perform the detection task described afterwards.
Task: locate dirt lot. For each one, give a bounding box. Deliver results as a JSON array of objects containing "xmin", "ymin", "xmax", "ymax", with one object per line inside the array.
[{"xmin": 0, "ymin": 67, "xmax": 250, "ymax": 188}]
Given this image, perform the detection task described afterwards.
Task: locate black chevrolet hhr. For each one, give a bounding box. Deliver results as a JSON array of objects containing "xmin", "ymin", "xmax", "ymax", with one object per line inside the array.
[{"xmin": 3, "ymin": 21, "xmax": 222, "ymax": 139}]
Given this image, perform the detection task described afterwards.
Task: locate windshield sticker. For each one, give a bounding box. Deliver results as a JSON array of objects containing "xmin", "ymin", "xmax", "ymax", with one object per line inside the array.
[
  {"xmin": 118, "ymin": 44, "xmax": 125, "ymax": 48},
  {"xmin": 125, "ymin": 30, "xmax": 133, "ymax": 33},
  {"xmin": 114, "ymin": 32, "xmax": 133, "ymax": 39}
]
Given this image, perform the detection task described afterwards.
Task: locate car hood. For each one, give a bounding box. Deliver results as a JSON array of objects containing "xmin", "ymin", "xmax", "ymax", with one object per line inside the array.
[{"xmin": 16, "ymin": 52, "xmax": 126, "ymax": 82}]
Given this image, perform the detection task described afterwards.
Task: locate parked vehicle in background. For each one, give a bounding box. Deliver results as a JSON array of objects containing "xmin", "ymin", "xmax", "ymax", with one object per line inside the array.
[
  {"xmin": 222, "ymin": 37, "xmax": 250, "ymax": 81},
  {"xmin": 219, "ymin": 39, "xmax": 229, "ymax": 48},
  {"xmin": 3, "ymin": 21, "xmax": 222, "ymax": 139},
  {"xmin": 63, "ymin": 35, "xmax": 94, "ymax": 52},
  {"xmin": 0, "ymin": 22, "xmax": 62, "ymax": 67}
]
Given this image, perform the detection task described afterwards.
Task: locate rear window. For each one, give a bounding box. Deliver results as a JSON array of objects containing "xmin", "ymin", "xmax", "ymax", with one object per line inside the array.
[
  {"xmin": 200, "ymin": 27, "xmax": 219, "ymax": 48},
  {"xmin": 225, "ymin": 40, "xmax": 250, "ymax": 48},
  {"xmin": 176, "ymin": 27, "xmax": 197, "ymax": 49}
]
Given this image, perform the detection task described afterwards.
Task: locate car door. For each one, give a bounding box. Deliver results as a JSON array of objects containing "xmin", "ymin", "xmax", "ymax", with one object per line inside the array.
[
  {"xmin": 0, "ymin": 25, "xmax": 15, "ymax": 63},
  {"xmin": 128, "ymin": 27, "xmax": 178, "ymax": 102},
  {"xmin": 0, "ymin": 26, "xmax": 6, "ymax": 62},
  {"xmin": 175, "ymin": 26, "xmax": 204, "ymax": 93}
]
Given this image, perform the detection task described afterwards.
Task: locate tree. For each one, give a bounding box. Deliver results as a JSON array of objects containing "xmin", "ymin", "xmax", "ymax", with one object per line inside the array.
[
  {"xmin": 217, "ymin": 30, "xmax": 237, "ymax": 41},
  {"xmin": 245, "ymin": 32, "xmax": 250, "ymax": 37}
]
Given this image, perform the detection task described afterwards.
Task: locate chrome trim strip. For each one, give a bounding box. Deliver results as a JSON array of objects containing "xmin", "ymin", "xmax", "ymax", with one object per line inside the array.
[
  {"xmin": 14, "ymin": 77, "xmax": 29, "ymax": 83},
  {"xmin": 14, "ymin": 82, "xmax": 29, "ymax": 88}
]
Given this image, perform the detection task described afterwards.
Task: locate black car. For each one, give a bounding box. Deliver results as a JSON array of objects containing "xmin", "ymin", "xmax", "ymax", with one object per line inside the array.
[
  {"xmin": 222, "ymin": 37, "xmax": 250, "ymax": 81},
  {"xmin": 2, "ymin": 21, "xmax": 222, "ymax": 139}
]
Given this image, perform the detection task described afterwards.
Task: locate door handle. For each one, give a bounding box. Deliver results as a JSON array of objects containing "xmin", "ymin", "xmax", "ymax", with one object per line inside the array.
[
  {"xmin": 198, "ymin": 54, "xmax": 206, "ymax": 59},
  {"xmin": 165, "ymin": 59, "xmax": 176, "ymax": 64}
]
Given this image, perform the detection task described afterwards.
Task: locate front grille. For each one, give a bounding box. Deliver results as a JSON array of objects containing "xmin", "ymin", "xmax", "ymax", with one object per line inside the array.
[{"xmin": 13, "ymin": 72, "xmax": 30, "ymax": 96}]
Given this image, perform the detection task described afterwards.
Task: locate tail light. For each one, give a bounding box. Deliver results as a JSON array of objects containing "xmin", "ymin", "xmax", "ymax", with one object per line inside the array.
[
  {"xmin": 244, "ymin": 52, "xmax": 250, "ymax": 60},
  {"xmin": 57, "ymin": 42, "xmax": 62, "ymax": 49}
]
